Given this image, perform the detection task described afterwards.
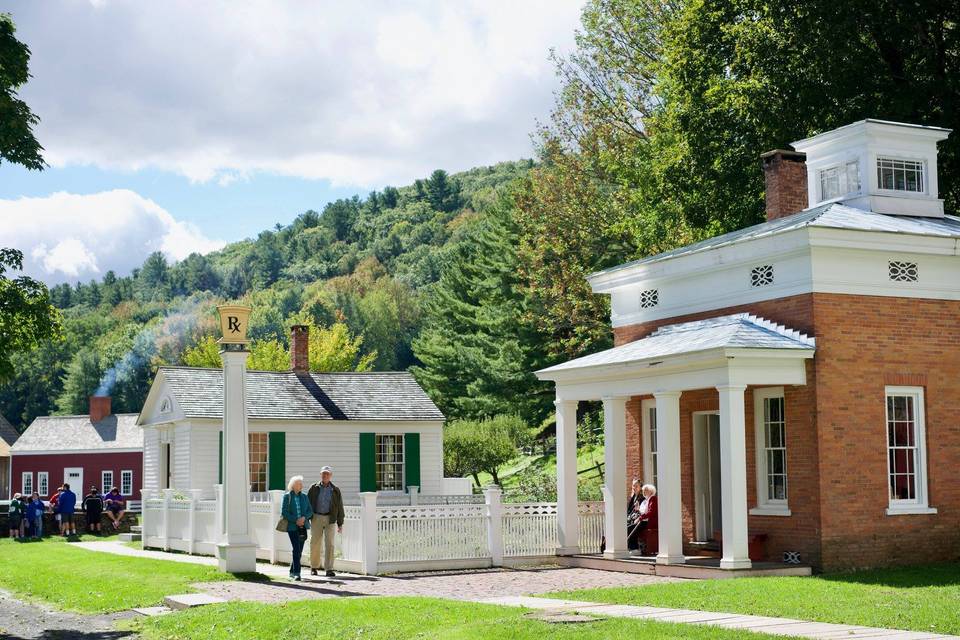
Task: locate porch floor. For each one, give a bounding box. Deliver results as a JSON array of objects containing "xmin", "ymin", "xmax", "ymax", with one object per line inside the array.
[{"xmin": 558, "ymin": 554, "xmax": 812, "ymax": 579}]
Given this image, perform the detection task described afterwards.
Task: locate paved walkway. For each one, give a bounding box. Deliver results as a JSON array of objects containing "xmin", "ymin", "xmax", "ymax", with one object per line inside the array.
[
  {"xmin": 0, "ymin": 588, "xmax": 136, "ymax": 640},
  {"xmin": 483, "ymin": 596, "xmax": 960, "ymax": 640}
]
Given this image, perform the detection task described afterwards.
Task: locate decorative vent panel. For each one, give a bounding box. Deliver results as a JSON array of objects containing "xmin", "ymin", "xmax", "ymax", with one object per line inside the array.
[
  {"xmin": 888, "ymin": 261, "xmax": 918, "ymax": 282},
  {"xmin": 751, "ymin": 265, "xmax": 774, "ymax": 287},
  {"xmin": 639, "ymin": 289, "xmax": 659, "ymax": 309}
]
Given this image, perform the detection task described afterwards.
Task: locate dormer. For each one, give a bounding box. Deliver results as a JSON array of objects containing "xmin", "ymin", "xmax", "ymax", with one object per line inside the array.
[{"xmin": 792, "ymin": 119, "xmax": 951, "ymax": 218}]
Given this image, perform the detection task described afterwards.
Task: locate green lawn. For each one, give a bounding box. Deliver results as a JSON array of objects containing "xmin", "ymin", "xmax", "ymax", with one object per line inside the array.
[
  {"xmin": 0, "ymin": 535, "xmax": 250, "ymax": 613},
  {"xmin": 550, "ymin": 563, "xmax": 960, "ymax": 635},
  {"xmin": 133, "ymin": 596, "xmax": 798, "ymax": 640}
]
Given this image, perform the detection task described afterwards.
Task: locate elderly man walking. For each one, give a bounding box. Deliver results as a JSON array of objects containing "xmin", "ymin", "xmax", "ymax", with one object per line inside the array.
[{"xmin": 307, "ymin": 466, "xmax": 344, "ymax": 577}]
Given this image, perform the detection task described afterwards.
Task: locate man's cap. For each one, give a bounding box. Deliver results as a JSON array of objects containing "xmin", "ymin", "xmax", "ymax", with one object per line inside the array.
[{"xmin": 320, "ymin": 466, "xmax": 333, "ymax": 474}]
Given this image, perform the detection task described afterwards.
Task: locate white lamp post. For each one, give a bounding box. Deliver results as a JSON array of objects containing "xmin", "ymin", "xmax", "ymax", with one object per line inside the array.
[{"xmin": 215, "ymin": 304, "xmax": 257, "ymax": 573}]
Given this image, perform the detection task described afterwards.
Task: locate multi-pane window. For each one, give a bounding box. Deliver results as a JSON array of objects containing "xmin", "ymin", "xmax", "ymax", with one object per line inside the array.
[
  {"xmin": 819, "ymin": 160, "xmax": 860, "ymax": 201},
  {"xmin": 762, "ymin": 396, "xmax": 787, "ymax": 502},
  {"xmin": 37, "ymin": 472, "xmax": 49, "ymax": 497},
  {"xmin": 375, "ymin": 434, "xmax": 404, "ymax": 491},
  {"xmin": 102, "ymin": 470, "xmax": 114, "ymax": 494},
  {"xmin": 641, "ymin": 400, "xmax": 658, "ymax": 489},
  {"xmin": 885, "ymin": 387, "xmax": 930, "ymax": 512},
  {"xmin": 248, "ymin": 432, "xmax": 268, "ymax": 493},
  {"xmin": 877, "ymin": 157, "xmax": 924, "ymax": 192},
  {"xmin": 648, "ymin": 406, "xmax": 659, "ymax": 488},
  {"xmin": 22, "ymin": 472, "xmax": 33, "ymax": 495},
  {"xmin": 121, "ymin": 470, "xmax": 133, "ymax": 496}
]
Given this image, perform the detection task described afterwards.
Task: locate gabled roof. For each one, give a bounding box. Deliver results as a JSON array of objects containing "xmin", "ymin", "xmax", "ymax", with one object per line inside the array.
[
  {"xmin": 537, "ymin": 314, "xmax": 814, "ymax": 375},
  {"xmin": 0, "ymin": 413, "xmax": 19, "ymax": 447},
  {"xmin": 150, "ymin": 367, "xmax": 444, "ymax": 422},
  {"xmin": 11, "ymin": 414, "xmax": 142, "ymax": 453},
  {"xmin": 590, "ymin": 203, "xmax": 960, "ymax": 282}
]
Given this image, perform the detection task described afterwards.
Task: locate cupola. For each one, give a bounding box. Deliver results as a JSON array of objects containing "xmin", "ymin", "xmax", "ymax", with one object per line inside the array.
[{"xmin": 791, "ymin": 119, "xmax": 951, "ymax": 217}]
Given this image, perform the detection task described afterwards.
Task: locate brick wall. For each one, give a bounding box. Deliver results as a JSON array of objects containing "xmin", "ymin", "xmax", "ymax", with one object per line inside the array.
[
  {"xmin": 614, "ymin": 291, "xmax": 960, "ymax": 571},
  {"xmin": 761, "ymin": 150, "xmax": 808, "ymax": 221}
]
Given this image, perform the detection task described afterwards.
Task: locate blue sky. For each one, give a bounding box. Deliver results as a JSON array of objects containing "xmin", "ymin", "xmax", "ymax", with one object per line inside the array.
[{"xmin": 0, "ymin": 1, "xmax": 582, "ymax": 284}]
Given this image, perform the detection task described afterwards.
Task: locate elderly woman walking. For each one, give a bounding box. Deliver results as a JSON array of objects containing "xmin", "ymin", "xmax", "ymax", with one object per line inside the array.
[{"xmin": 281, "ymin": 475, "xmax": 313, "ymax": 581}]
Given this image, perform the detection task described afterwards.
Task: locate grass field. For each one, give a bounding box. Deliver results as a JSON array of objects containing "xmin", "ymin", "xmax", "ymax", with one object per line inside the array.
[
  {"xmin": 0, "ymin": 535, "xmax": 251, "ymax": 613},
  {"xmin": 132, "ymin": 596, "xmax": 799, "ymax": 640},
  {"xmin": 550, "ymin": 563, "xmax": 960, "ymax": 636}
]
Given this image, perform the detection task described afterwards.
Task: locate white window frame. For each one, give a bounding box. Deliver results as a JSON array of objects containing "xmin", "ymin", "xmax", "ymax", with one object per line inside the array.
[
  {"xmin": 21, "ymin": 471, "xmax": 33, "ymax": 495},
  {"xmin": 750, "ymin": 387, "xmax": 791, "ymax": 516},
  {"xmin": 101, "ymin": 470, "xmax": 114, "ymax": 494},
  {"xmin": 120, "ymin": 470, "xmax": 134, "ymax": 496},
  {"xmin": 375, "ymin": 433, "xmax": 405, "ymax": 493},
  {"xmin": 640, "ymin": 399, "xmax": 658, "ymax": 489},
  {"xmin": 248, "ymin": 432, "xmax": 269, "ymax": 494},
  {"xmin": 885, "ymin": 386, "xmax": 936, "ymax": 515},
  {"xmin": 817, "ymin": 159, "xmax": 861, "ymax": 202},
  {"xmin": 876, "ymin": 156, "xmax": 925, "ymax": 194},
  {"xmin": 37, "ymin": 471, "xmax": 49, "ymax": 497}
]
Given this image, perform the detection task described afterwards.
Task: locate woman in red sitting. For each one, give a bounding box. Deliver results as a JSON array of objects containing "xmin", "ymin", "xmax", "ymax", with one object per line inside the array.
[{"xmin": 627, "ymin": 480, "xmax": 658, "ymax": 555}]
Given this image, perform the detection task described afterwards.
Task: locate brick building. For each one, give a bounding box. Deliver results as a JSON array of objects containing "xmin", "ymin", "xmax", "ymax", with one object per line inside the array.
[
  {"xmin": 10, "ymin": 397, "xmax": 143, "ymax": 502},
  {"xmin": 537, "ymin": 119, "xmax": 959, "ymax": 571}
]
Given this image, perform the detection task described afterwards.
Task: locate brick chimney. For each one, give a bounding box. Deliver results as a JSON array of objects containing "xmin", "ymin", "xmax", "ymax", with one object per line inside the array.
[
  {"xmin": 89, "ymin": 396, "xmax": 111, "ymax": 422},
  {"xmin": 761, "ymin": 149, "xmax": 808, "ymax": 221},
  {"xmin": 290, "ymin": 325, "xmax": 309, "ymax": 373}
]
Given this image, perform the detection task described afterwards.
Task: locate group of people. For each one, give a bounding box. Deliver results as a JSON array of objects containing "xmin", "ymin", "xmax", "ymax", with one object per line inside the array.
[
  {"xmin": 6, "ymin": 484, "xmax": 128, "ymax": 539},
  {"xmin": 281, "ymin": 465, "xmax": 345, "ymax": 581}
]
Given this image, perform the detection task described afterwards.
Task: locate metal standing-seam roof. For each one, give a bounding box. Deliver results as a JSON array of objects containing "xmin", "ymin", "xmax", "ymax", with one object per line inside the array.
[
  {"xmin": 156, "ymin": 367, "xmax": 444, "ymax": 422},
  {"xmin": 590, "ymin": 203, "xmax": 960, "ymax": 281},
  {"xmin": 538, "ymin": 314, "xmax": 815, "ymax": 375},
  {"xmin": 11, "ymin": 414, "xmax": 142, "ymax": 453}
]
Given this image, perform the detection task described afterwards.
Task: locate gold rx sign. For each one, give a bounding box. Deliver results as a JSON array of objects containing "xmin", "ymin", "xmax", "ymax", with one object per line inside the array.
[{"xmin": 216, "ymin": 304, "xmax": 252, "ymax": 344}]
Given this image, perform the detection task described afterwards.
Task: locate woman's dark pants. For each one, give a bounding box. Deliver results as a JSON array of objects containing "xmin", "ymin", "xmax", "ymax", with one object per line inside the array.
[{"xmin": 287, "ymin": 530, "xmax": 305, "ymax": 577}]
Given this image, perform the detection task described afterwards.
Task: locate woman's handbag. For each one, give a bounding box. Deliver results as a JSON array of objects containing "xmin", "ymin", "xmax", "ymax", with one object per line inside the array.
[
  {"xmin": 297, "ymin": 526, "xmax": 308, "ymax": 542},
  {"xmin": 275, "ymin": 517, "xmax": 289, "ymax": 532}
]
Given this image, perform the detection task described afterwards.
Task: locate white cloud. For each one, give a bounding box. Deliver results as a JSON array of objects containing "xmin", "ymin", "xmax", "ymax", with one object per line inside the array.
[
  {"xmin": 0, "ymin": 190, "xmax": 225, "ymax": 284},
  {"xmin": 10, "ymin": 1, "xmax": 583, "ymax": 188}
]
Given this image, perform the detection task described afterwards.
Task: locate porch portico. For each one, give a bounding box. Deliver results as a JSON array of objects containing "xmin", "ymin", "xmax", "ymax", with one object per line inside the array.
[{"xmin": 537, "ymin": 314, "xmax": 815, "ymax": 570}]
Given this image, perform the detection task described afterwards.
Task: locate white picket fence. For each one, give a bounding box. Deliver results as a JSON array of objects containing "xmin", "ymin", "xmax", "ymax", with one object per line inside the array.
[{"xmin": 142, "ymin": 486, "xmax": 604, "ymax": 575}]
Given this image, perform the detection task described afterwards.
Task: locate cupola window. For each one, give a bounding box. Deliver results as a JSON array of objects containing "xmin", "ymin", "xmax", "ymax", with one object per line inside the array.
[
  {"xmin": 877, "ymin": 157, "xmax": 924, "ymax": 193},
  {"xmin": 818, "ymin": 160, "xmax": 860, "ymax": 201}
]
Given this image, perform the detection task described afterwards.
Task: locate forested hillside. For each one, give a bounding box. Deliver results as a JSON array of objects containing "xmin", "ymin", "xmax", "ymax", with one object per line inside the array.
[{"xmin": 0, "ymin": 162, "xmax": 540, "ymax": 428}]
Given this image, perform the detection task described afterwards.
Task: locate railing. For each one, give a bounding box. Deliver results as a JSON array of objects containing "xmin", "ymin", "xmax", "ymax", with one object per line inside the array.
[{"xmin": 141, "ymin": 486, "xmax": 605, "ymax": 575}]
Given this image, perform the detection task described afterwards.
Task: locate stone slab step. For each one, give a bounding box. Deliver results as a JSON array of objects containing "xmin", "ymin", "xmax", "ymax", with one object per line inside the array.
[
  {"xmin": 132, "ymin": 606, "xmax": 173, "ymax": 617},
  {"xmin": 118, "ymin": 533, "xmax": 141, "ymax": 542},
  {"xmin": 130, "ymin": 525, "xmax": 142, "ymax": 533},
  {"xmin": 163, "ymin": 593, "xmax": 228, "ymax": 610}
]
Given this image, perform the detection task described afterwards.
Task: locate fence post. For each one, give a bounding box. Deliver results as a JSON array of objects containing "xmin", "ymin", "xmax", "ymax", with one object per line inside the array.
[
  {"xmin": 408, "ymin": 485, "xmax": 419, "ymax": 506},
  {"xmin": 359, "ymin": 492, "xmax": 378, "ymax": 575},
  {"xmin": 187, "ymin": 490, "xmax": 201, "ymax": 554},
  {"xmin": 484, "ymin": 485, "xmax": 504, "ymax": 566},
  {"xmin": 213, "ymin": 484, "xmax": 224, "ymax": 543},
  {"xmin": 162, "ymin": 488, "xmax": 174, "ymax": 551},
  {"xmin": 140, "ymin": 489, "xmax": 151, "ymax": 547},
  {"xmin": 269, "ymin": 490, "xmax": 284, "ymax": 564}
]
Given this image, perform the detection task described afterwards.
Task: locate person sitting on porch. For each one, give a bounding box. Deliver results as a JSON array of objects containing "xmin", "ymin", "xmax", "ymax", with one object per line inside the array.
[
  {"xmin": 282, "ymin": 475, "xmax": 313, "ymax": 581},
  {"xmin": 103, "ymin": 487, "xmax": 125, "ymax": 530},
  {"xmin": 628, "ymin": 481, "xmax": 658, "ymax": 555}
]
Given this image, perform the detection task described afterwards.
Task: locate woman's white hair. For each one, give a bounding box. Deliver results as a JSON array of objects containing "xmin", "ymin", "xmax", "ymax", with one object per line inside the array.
[
  {"xmin": 287, "ymin": 475, "xmax": 305, "ymax": 492},
  {"xmin": 641, "ymin": 484, "xmax": 657, "ymax": 496}
]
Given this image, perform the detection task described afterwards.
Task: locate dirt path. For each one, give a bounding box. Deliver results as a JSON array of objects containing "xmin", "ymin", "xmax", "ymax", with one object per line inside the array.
[{"xmin": 0, "ymin": 590, "xmax": 137, "ymax": 640}]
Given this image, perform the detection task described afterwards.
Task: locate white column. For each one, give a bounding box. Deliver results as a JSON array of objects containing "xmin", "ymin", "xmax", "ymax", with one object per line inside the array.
[
  {"xmin": 484, "ymin": 486, "xmax": 504, "ymax": 566},
  {"xmin": 717, "ymin": 384, "xmax": 751, "ymax": 569},
  {"xmin": 269, "ymin": 489, "xmax": 284, "ymax": 564},
  {"xmin": 216, "ymin": 348, "xmax": 257, "ymax": 573},
  {"xmin": 359, "ymin": 491, "xmax": 379, "ymax": 575},
  {"xmin": 655, "ymin": 391, "xmax": 685, "ymax": 565},
  {"xmin": 187, "ymin": 489, "xmax": 202, "ymax": 555},
  {"xmin": 161, "ymin": 488, "xmax": 173, "ymax": 551},
  {"xmin": 555, "ymin": 399, "xmax": 580, "ymax": 555},
  {"xmin": 602, "ymin": 396, "xmax": 629, "ymax": 559}
]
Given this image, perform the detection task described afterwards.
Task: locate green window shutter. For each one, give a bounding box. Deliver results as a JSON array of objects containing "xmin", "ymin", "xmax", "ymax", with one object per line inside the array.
[
  {"xmin": 268, "ymin": 432, "xmax": 286, "ymax": 490},
  {"xmin": 404, "ymin": 432, "xmax": 420, "ymax": 491},
  {"xmin": 218, "ymin": 431, "xmax": 223, "ymax": 484},
  {"xmin": 359, "ymin": 432, "xmax": 377, "ymax": 492}
]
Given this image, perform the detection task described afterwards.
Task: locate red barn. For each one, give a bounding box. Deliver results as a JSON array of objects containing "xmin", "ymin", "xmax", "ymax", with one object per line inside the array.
[{"xmin": 9, "ymin": 397, "xmax": 143, "ymax": 502}]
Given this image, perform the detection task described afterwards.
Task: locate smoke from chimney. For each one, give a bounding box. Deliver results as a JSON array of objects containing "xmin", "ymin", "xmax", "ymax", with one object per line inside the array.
[
  {"xmin": 290, "ymin": 325, "xmax": 309, "ymax": 373},
  {"xmin": 761, "ymin": 149, "xmax": 808, "ymax": 221}
]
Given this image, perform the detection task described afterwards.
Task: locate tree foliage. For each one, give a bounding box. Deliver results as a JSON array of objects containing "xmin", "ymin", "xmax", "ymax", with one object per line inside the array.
[
  {"xmin": 0, "ymin": 249, "xmax": 62, "ymax": 383},
  {"xmin": 0, "ymin": 14, "xmax": 44, "ymax": 170},
  {"xmin": 443, "ymin": 414, "xmax": 527, "ymax": 486}
]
